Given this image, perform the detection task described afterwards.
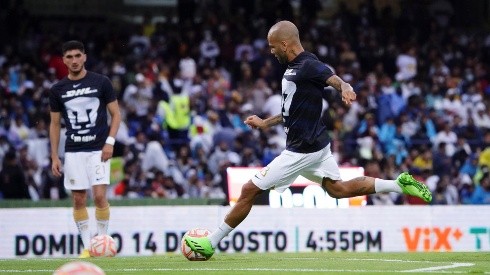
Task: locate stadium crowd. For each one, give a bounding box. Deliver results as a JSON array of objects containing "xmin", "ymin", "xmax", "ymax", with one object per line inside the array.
[{"xmin": 1, "ymin": 0, "xmax": 490, "ymax": 205}]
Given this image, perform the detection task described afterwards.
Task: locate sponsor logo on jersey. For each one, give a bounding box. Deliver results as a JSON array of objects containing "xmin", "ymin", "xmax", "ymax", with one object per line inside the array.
[
  {"xmin": 62, "ymin": 87, "xmax": 98, "ymax": 98},
  {"xmin": 284, "ymin": 69, "xmax": 296, "ymax": 76},
  {"xmin": 70, "ymin": 134, "xmax": 97, "ymax": 142}
]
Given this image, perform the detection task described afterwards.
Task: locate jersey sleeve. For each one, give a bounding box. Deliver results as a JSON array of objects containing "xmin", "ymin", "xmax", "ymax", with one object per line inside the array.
[
  {"xmin": 101, "ymin": 76, "xmax": 117, "ymax": 104},
  {"xmin": 49, "ymin": 86, "xmax": 62, "ymax": 112},
  {"xmin": 305, "ymin": 60, "xmax": 334, "ymax": 84}
]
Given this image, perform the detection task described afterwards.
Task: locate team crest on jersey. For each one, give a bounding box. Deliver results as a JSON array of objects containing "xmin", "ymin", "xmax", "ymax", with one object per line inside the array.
[
  {"xmin": 260, "ymin": 167, "xmax": 270, "ymax": 177},
  {"xmin": 62, "ymin": 87, "xmax": 98, "ymax": 98}
]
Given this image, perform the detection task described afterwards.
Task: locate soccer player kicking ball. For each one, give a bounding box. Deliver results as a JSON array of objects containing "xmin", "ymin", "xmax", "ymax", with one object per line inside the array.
[
  {"xmin": 49, "ymin": 40, "xmax": 121, "ymax": 258},
  {"xmin": 184, "ymin": 21, "xmax": 432, "ymax": 258}
]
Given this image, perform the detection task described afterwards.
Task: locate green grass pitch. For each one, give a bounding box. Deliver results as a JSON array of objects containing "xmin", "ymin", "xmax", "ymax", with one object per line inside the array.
[{"xmin": 1, "ymin": 252, "xmax": 489, "ymax": 274}]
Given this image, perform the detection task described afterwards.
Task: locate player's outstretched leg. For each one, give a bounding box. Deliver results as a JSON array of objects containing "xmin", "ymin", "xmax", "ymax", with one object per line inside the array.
[
  {"xmin": 184, "ymin": 236, "xmax": 215, "ymax": 258},
  {"xmin": 185, "ymin": 180, "xmax": 262, "ymax": 258},
  {"xmin": 396, "ymin": 172, "xmax": 432, "ymax": 203}
]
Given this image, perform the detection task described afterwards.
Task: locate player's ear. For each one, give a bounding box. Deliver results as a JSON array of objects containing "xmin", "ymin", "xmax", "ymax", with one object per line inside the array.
[{"xmin": 281, "ymin": 41, "xmax": 288, "ymax": 51}]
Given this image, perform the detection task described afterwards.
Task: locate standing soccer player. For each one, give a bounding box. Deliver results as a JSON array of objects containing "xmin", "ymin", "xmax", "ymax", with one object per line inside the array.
[
  {"xmin": 185, "ymin": 21, "xmax": 432, "ymax": 258},
  {"xmin": 49, "ymin": 40, "xmax": 121, "ymax": 258}
]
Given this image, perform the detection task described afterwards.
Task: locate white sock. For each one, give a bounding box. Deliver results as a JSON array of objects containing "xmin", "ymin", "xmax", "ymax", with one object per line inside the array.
[
  {"xmin": 75, "ymin": 220, "xmax": 91, "ymax": 250},
  {"xmin": 97, "ymin": 220, "xmax": 109, "ymax": 236},
  {"xmin": 208, "ymin": 222, "xmax": 234, "ymax": 248},
  {"xmin": 374, "ymin": 178, "xmax": 403, "ymax": 193}
]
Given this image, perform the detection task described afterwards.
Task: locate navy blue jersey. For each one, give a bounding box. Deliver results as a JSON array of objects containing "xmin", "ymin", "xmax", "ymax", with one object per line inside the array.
[
  {"xmin": 281, "ymin": 51, "xmax": 334, "ymax": 153},
  {"xmin": 49, "ymin": 71, "xmax": 117, "ymax": 152}
]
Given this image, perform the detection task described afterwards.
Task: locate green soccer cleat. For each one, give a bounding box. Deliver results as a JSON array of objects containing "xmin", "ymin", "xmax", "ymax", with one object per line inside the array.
[
  {"xmin": 396, "ymin": 172, "xmax": 432, "ymax": 203},
  {"xmin": 184, "ymin": 236, "xmax": 215, "ymax": 258}
]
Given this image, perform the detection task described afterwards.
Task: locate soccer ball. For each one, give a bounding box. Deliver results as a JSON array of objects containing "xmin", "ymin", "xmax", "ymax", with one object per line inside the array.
[
  {"xmin": 89, "ymin": 235, "xmax": 117, "ymax": 257},
  {"xmin": 53, "ymin": 261, "xmax": 105, "ymax": 275},
  {"xmin": 181, "ymin": 228, "xmax": 212, "ymax": 261}
]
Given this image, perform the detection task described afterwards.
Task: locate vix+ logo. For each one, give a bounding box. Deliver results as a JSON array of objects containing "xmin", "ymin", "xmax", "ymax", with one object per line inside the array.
[{"xmin": 402, "ymin": 227, "xmax": 463, "ymax": 252}]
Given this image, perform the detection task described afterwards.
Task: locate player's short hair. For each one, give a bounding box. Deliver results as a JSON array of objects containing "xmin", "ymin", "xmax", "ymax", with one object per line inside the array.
[{"xmin": 61, "ymin": 40, "xmax": 85, "ymax": 55}]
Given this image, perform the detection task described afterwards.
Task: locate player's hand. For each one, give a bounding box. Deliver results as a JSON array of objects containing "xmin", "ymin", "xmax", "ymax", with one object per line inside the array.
[
  {"xmin": 244, "ymin": 115, "xmax": 265, "ymax": 130},
  {"xmin": 101, "ymin": 144, "xmax": 114, "ymax": 162},
  {"xmin": 51, "ymin": 157, "xmax": 63, "ymax": 177},
  {"xmin": 341, "ymin": 83, "xmax": 356, "ymax": 105}
]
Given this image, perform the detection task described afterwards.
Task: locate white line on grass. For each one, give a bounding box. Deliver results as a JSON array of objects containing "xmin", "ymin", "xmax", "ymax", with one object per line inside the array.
[
  {"xmin": 0, "ymin": 257, "xmax": 478, "ymax": 273},
  {"xmin": 291, "ymin": 257, "xmax": 470, "ymax": 264},
  {"xmin": 402, "ymin": 263, "xmax": 475, "ymax": 273},
  {"xmin": 289, "ymin": 257, "xmax": 476, "ymax": 272},
  {"xmin": 289, "ymin": 257, "xmax": 439, "ymax": 263},
  {"xmin": 0, "ymin": 267, "xmax": 484, "ymax": 274}
]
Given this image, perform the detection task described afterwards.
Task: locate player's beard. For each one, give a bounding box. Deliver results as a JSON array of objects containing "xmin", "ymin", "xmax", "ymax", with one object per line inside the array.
[{"xmin": 275, "ymin": 51, "xmax": 288, "ymax": 64}]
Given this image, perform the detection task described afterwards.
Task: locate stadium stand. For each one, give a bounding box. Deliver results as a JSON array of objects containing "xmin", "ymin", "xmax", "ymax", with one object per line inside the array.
[{"xmin": 1, "ymin": 0, "xmax": 490, "ymax": 205}]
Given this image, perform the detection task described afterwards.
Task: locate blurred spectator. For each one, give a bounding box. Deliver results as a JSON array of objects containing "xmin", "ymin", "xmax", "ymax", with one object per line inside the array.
[
  {"xmin": 28, "ymin": 118, "xmax": 48, "ymax": 139},
  {"xmin": 208, "ymin": 140, "xmax": 234, "ymax": 175},
  {"xmin": 431, "ymin": 175, "xmax": 459, "ymax": 205},
  {"xmin": 459, "ymin": 153, "xmax": 479, "ymax": 179},
  {"xmin": 179, "ymin": 50, "xmax": 197, "ymax": 83},
  {"xmin": 201, "ymin": 170, "xmax": 226, "ymax": 199},
  {"xmin": 396, "ymin": 45, "xmax": 417, "ymax": 82},
  {"xmin": 433, "ymin": 124, "xmax": 457, "ymax": 157},
  {"xmin": 18, "ymin": 144, "xmax": 40, "ymax": 200},
  {"xmin": 412, "ymin": 147, "xmax": 433, "ymax": 172},
  {"xmin": 114, "ymin": 159, "xmax": 146, "ymax": 198},
  {"xmin": 123, "ymin": 73, "xmax": 154, "ymax": 127},
  {"xmin": 262, "ymin": 89, "xmax": 282, "ymax": 118},
  {"xmin": 480, "ymin": 146, "xmax": 490, "ymax": 169},
  {"xmin": 0, "ymin": 135, "xmax": 12, "ymax": 166},
  {"xmin": 428, "ymin": 0, "xmax": 454, "ymax": 28},
  {"xmin": 432, "ymin": 142, "xmax": 453, "ymax": 177},
  {"xmin": 9, "ymin": 115, "xmax": 30, "ymax": 142},
  {"xmin": 149, "ymin": 170, "xmax": 167, "ymax": 198},
  {"xmin": 472, "ymin": 103, "xmax": 490, "ymax": 130},
  {"xmin": 39, "ymin": 159, "xmax": 66, "ymax": 200},
  {"xmin": 158, "ymin": 77, "xmax": 191, "ymax": 152},
  {"xmin": 246, "ymin": 79, "xmax": 272, "ymax": 115},
  {"xmin": 141, "ymin": 139, "xmax": 170, "ymax": 174},
  {"xmin": 468, "ymin": 173, "xmax": 490, "ymax": 204},
  {"xmin": 199, "ymin": 30, "xmax": 220, "ymax": 68},
  {"xmin": 162, "ymin": 173, "xmax": 185, "ymax": 199},
  {"xmin": 452, "ymin": 137, "xmax": 472, "ymax": 169},
  {"xmin": 185, "ymin": 168, "xmax": 203, "ymax": 198},
  {"xmin": 0, "ymin": 151, "xmax": 30, "ymax": 199},
  {"xmin": 189, "ymin": 115, "xmax": 214, "ymax": 155}
]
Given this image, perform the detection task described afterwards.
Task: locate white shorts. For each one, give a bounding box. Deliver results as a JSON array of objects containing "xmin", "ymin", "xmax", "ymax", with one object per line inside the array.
[
  {"xmin": 252, "ymin": 144, "xmax": 341, "ymax": 193},
  {"xmin": 64, "ymin": 151, "xmax": 110, "ymax": 190}
]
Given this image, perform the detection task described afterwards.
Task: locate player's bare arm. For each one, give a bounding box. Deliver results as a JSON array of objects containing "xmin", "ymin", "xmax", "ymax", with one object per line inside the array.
[
  {"xmin": 326, "ymin": 75, "xmax": 356, "ymax": 105},
  {"xmin": 244, "ymin": 114, "xmax": 282, "ymax": 130},
  {"xmin": 49, "ymin": 111, "xmax": 63, "ymax": 177},
  {"xmin": 101, "ymin": 100, "xmax": 121, "ymax": 162}
]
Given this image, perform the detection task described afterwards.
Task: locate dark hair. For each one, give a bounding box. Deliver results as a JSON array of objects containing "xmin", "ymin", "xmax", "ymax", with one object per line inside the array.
[{"xmin": 61, "ymin": 40, "xmax": 85, "ymax": 55}]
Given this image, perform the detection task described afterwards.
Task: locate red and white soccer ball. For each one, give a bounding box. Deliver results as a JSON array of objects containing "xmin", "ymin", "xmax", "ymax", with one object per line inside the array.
[
  {"xmin": 53, "ymin": 261, "xmax": 105, "ymax": 275},
  {"xmin": 89, "ymin": 235, "xmax": 117, "ymax": 257},
  {"xmin": 181, "ymin": 228, "xmax": 212, "ymax": 261}
]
